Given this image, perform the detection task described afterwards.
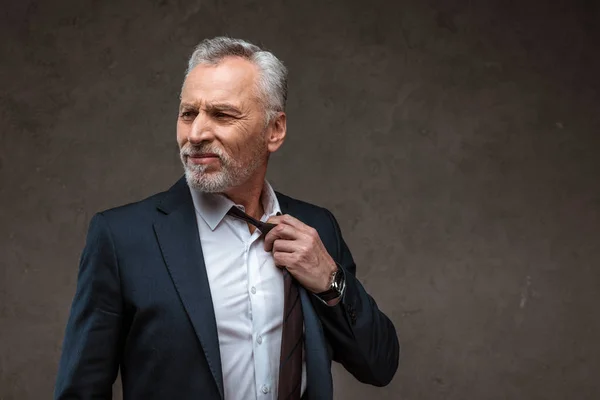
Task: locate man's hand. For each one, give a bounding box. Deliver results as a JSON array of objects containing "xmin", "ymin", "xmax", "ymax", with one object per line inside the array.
[{"xmin": 264, "ymin": 214, "xmax": 337, "ymax": 294}]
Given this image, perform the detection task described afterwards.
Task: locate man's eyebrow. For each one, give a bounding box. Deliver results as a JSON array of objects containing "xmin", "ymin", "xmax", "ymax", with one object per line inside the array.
[
  {"xmin": 205, "ymin": 103, "xmax": 243, "ymax": 115},
  {"xmin": 179, "ymin": 102, "xmax": 196, "ymax": 111},
  {"xmin": 178, "ymin": 102, "xmax": 243, "ymax": 115}
]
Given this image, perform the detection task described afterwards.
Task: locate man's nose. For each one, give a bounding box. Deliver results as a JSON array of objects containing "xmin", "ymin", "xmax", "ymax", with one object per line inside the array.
[{"xmin": 188, "ymin": 114, "xmax": 215, "ymax": 144}]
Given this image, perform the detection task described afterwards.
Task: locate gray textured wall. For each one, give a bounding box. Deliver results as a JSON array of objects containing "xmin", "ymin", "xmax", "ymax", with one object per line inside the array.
[{"xmin": 1, "ymin": 0, "xmax": 599, "ymax": 399}]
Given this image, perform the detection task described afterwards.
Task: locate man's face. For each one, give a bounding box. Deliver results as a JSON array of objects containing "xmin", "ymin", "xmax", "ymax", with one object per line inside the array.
[{"xmin": 177, "ymin": 56, "xmax": 270, "ymax": 193}]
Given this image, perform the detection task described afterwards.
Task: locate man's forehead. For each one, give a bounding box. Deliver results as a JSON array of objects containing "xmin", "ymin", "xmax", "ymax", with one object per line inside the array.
[{"xmin": 181, "ymin": 57, "xmax": 259, "ymax": 101}]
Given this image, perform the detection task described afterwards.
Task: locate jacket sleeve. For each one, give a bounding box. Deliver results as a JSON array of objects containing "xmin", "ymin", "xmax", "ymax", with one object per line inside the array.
[
  {"xmin": 54, "ymin": 213, "xmax": 123, "ymax": 399},
  {"xmin": 311, "ymin": 208, "xmax": 400, "ymax": 387}
]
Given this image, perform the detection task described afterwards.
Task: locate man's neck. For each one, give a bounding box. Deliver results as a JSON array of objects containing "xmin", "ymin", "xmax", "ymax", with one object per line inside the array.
[{"xmin": 222, "ymin": 174, "xmax": 266, "ymax": 222}]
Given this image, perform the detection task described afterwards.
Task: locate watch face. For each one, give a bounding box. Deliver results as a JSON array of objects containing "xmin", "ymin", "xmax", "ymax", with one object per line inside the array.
[
  {"xmin": 331, "ymin": 277, "xmax": 339, "ymax": 290},
  {"xmin": 316, "ymin": 268, "xmax": 345, "ymax": 301},
  {"xmin": 332, "ymin": 270, "xmax": 344, "ymax": 290}
]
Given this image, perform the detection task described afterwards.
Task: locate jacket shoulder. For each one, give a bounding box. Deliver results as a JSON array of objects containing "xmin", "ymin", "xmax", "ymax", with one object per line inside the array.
[
  {"xmin": 274, "ymin": 190, "xmax": 338, "ymax": 232},
  {"xmin": 95, "ymin": 187, "xmax": 169, "ymax": 223},
  {"xmin": 275, "ymin": 190, "xmax": 331, "ymax": 215}
]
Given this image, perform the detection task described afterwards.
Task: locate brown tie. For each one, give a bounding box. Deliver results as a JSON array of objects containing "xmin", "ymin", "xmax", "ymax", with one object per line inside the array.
[
  {"xmin": 226, "ymin": 206, "xmax": 303, "ymax": 399},
  {"xmin": 278, "ymin": 268, "xmax": 303, "ymax": 400}
]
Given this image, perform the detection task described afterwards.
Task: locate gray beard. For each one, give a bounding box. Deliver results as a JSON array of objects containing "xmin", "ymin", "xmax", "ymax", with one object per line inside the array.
[
  {"xmin": 180, "ymin": 142, "xmax": 266, "ymax": 193},
  {"xmin": 183, "ymin": 162, "xmax": 251, "ymax": 193}
]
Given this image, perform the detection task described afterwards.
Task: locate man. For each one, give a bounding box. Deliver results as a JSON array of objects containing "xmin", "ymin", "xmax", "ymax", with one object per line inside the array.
[{"xmin": 55, "ymin": 36, "xmax": 399, "ymax": 400}]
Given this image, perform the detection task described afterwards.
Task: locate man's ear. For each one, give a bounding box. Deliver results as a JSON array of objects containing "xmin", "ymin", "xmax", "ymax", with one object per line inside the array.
[{"xmin": 267, "ymin": 112, "xmax": 287, "ymax": 153}]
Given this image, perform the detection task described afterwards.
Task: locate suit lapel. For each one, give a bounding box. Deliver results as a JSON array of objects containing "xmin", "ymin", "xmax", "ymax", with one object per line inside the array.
[{"xmin": 153, "ymin": 178, "xmax": 224, "ymax": 399}]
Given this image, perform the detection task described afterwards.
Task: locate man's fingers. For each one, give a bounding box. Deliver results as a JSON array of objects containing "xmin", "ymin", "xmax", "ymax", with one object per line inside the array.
[
  {"xmin": 271, "ymin": 238, "xmax": 296, "ymax": 254},
  {"xmin": 263, "ymin": 223, "xmax": 298, "ymax": 252},
  {"xmin": 266, "ymin": 214, "xmax": 307, "ymax": 231},
  {"xmin": 272, "ymin": 251, "xmax": 296, "ymax": 269}
]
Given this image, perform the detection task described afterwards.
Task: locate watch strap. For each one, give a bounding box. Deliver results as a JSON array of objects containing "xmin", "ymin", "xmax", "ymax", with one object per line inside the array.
[{"xmin": 316, "ymin": 287, "xmax": 343, "ymax": 302}]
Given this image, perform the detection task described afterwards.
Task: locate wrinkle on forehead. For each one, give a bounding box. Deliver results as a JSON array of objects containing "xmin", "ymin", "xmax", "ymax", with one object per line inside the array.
[{"xmin": 180, "ymin": 56, "xmax": 262, "ymax": 108}]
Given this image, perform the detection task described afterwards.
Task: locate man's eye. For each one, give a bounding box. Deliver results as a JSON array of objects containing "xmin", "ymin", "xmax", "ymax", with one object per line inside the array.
[
  {"xmin": 180, "ymin": 111, "xmax": 197, "ymax": 120},
  {"xmin": 214, "ymin": 112, "xmax": 231, "ymax": 119}
]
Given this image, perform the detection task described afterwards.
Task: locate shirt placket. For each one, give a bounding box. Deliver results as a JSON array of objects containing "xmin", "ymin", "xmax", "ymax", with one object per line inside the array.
[{"xmin": 247, "ymin": 229, "xmax": 274, "ymax": 398}]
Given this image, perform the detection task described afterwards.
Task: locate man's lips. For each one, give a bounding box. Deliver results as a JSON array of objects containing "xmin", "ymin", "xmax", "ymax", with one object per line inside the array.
[{"xmin": 188, "ymin": 153, "xmax": 220, "ymax": 165}]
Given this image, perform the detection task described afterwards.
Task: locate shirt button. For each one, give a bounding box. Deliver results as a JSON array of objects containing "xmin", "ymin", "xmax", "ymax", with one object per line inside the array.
[
  {"xmin": 261, "ymin": 385, "xmax": 269, "ymax": 394},
  {"xmin": 257, "ymin": 335, "xmax": 263, "ymax": 344},
  {"xmin": 251, "ymin": 287, "xmax": 256, "ymax": 294}
]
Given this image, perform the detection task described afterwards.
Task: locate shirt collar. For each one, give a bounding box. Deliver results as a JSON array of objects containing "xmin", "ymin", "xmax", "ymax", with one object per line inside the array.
[{"xmin": 189, "ymin": 179, "xmax": 281, "ymax": 231}]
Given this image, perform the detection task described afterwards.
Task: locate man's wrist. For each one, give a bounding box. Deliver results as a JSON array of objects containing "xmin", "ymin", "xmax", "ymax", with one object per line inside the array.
[{"xmin": 315, "ymin": 263, "xmax": 346, "ymax": 304}]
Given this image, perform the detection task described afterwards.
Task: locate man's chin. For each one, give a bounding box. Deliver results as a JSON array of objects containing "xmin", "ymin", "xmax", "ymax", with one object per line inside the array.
[{"xmin": 184, "ymin": 169, "xmax": 230, "ymax": 193}]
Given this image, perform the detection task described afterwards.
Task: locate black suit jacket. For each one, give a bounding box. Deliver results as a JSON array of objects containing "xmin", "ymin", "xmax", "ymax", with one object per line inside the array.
[{"xmin": 55, "ymin": 177, "xmax": 399, "ymax": 399}]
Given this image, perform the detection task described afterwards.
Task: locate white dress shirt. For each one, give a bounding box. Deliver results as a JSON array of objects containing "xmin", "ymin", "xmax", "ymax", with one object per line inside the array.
[{"xmin": 189, "ymin": 180, "xmax": 306, "ymax": 400}]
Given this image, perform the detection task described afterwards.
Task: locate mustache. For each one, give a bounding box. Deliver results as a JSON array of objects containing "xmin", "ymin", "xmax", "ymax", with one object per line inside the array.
[{"xmin": 181, "ymin": 144, "xmax": 225, "ymax": 158}]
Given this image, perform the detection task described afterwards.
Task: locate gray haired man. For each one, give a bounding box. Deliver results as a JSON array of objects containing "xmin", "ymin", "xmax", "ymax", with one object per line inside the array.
[{"xmin": 55, "ymin": 37, "xmax": 399, "ymax": 400}]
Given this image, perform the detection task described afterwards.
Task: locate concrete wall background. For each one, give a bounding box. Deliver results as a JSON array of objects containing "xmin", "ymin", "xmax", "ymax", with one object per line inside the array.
[{"xmin": 1, "ymin": 0, "xmax": 599, "ymax": 398}]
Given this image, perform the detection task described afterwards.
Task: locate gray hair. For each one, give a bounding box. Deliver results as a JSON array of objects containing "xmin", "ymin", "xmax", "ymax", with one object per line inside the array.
[{"xmin": 183, "ymin": 36, "xmax": 288, "ymax": 123}]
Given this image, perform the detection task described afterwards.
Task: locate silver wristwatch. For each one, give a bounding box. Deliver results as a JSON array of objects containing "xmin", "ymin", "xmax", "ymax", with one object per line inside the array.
[{"xmin": 316, "ymin": 265, "xmax": 346, "ymax": 302}]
